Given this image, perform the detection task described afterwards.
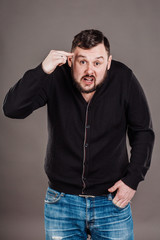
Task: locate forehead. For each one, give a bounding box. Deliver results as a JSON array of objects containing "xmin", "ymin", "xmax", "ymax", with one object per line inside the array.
[{"xmin": 73, "ymin": 43, "xmax": 108, "ymax": 59}]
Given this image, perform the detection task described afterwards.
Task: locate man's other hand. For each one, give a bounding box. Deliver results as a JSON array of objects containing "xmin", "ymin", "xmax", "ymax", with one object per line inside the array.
[{"xmin": 108, "ymin": 180, "xmax": 136, "ymax": 208}]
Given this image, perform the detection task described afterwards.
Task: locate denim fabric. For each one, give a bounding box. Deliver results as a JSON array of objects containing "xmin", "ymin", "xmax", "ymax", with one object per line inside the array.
[{"xmin": 44, "ymin": 187, "xmax": 134, "ymax": 240}]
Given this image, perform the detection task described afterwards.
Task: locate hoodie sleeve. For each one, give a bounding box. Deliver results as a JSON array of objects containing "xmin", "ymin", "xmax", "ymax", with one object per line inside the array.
[
  {"xmin": 121, "ymin": 73, "xmax": 155, "ymax": 190},
  {"xmin": 3, "ymin": 64, "xmax": 52, "ymax": 119}
]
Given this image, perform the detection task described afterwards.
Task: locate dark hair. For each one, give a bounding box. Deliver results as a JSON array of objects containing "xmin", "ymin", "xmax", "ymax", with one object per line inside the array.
[{"xmin": 71, "ymin": 29, "xmax": 110, "ymax": 55}]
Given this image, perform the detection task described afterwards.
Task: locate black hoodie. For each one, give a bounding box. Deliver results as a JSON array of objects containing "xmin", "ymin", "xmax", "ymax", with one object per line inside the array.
[{"xmin": 3, "ymin": 60, "xmax": 155, "ymax": 196}]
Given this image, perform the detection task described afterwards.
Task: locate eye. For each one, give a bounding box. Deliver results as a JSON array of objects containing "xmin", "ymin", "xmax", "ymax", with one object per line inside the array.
[
  {"xmin": 80, "ymin": 60, "xmax": 86, "ymax": 65},
  {"xmin": 94, "ymin": 61, "xmax": 101, "ymax": 66}
]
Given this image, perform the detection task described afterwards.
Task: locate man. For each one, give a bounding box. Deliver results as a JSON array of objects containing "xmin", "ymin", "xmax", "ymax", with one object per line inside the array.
[{"xmin": 3, "ymin": 29, "xmax": 155, "ymax": 240}]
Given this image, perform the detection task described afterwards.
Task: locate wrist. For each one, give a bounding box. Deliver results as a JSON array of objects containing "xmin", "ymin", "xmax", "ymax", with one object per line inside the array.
[{"xmin": 41, "ymin": 62, "xmax": 54, "ymax": 74}]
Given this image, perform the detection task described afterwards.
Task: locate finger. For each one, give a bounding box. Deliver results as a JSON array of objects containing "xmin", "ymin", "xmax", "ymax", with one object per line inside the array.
[
  {"xmin": 112, "ymin": 193, "xmax": 120, "ymax": 205},
  {"xmin": 55, "ymin": 55, "xmax": 67, "ymax": 61},
  {"xmin": 58, "ymin": 56, "xmax": 67, "ymax": 66},
  {"xmin": 112, "ymin": 197, "xmax": 119, "ymax": 205},
  {"xmin": 108, "ymin": 182, "xmax": 119, "ymax": 193},
  {"xmin": 113, "ymin": 196, "xmax": 129, "ymax": 208},
  {"xmin": 51, "ymin": 57, "xmax": 66, "ymax": 67},
  {"xmin": 56, "ymin": 51, "xmax": 74, "ymax": 56},
  {"xmin": 118, "ymin": 199, "xmax": 129, "ymax": 208},
  {"xmin": 58, "ymin": 58, "xmax": 67, "ymax": 66},
  {"xmin": 115, "ymin": 199, "xmax": 125, "ymax": 208}
]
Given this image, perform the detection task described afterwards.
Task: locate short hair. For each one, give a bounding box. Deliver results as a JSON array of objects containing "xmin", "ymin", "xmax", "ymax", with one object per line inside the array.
[{"xmin": 71, "ymin": 29, "xmax": 110, "ymax": 55}]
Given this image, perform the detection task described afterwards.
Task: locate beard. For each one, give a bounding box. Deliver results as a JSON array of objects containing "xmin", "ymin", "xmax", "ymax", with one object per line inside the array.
[{"xmin": 71, "ymin": 66, "xmax": 108, "ymax": 94}]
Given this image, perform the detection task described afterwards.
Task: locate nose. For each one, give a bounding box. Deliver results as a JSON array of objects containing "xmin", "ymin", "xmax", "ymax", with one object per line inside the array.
[{"xmin": 85, "ymin": 63, "xmax": 94, "ymax": 75}]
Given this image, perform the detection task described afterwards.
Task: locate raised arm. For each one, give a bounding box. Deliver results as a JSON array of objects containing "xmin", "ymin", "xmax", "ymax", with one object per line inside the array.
[{"xmin": 3, "ymin": 50, "xmax": 73, "ymax": 119}]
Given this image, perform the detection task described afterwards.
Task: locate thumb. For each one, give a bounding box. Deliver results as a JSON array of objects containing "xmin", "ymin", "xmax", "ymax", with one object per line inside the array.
[{"xmin": 108, "ymin": 182, "xmax": 119, "ymax": 193}]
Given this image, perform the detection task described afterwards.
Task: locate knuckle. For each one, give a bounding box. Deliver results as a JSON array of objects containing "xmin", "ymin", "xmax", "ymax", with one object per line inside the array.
[{"xmin": 50, "ymin": 50, "xmax": 56, "ymax": 55}]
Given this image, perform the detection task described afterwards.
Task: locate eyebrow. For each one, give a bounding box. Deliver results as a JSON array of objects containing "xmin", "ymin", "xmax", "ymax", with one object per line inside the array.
[{"xmin": 76, "ymin": 55, "xmax": 104, "ymax": 60}]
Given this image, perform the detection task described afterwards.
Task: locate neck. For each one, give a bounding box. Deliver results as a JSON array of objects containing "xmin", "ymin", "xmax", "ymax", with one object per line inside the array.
[{"xmin": 81, "ymin": 92, "xmax": 95, "ymax": 102}]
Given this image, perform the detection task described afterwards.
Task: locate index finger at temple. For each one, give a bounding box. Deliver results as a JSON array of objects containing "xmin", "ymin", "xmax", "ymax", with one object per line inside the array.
[{"xmin": 57, "ymin": 51, "xmax": 74, "ymax": 56}]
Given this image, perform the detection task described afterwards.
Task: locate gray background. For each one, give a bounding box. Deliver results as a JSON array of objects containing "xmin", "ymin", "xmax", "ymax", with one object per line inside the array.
[{"xmin": 0, "ymin": 0, "xmax": 159, "ymax": 239}]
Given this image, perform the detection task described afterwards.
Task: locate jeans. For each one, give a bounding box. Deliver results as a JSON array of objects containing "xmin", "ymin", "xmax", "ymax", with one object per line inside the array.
[{"xmin": 44, "ymin": 187, "xmax": 134, "ymax": 240}]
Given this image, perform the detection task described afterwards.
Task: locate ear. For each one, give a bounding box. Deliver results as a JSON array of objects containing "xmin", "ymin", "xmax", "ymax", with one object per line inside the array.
[
  {"xmin": 107, "ymin": 55, "xmax": 112, "ymax": 70},
  {"xmin": 67, "ymin": 56, "xmax": 73, "ymax": 68}
]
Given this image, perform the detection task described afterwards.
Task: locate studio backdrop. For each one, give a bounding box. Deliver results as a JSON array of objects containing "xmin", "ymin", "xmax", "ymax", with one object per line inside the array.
[{"xmin": 1, "ymin": 0, "xmax": 159, "ymax": 239}]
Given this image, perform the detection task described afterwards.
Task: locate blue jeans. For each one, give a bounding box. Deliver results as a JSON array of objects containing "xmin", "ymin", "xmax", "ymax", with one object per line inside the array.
[{"xmin": 44, "ymin": 187, "xmax": 134, "ymax": 240}]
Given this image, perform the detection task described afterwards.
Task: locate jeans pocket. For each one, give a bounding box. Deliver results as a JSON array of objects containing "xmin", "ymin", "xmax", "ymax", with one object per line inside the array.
[
  {"xmin": 112, "ymin": 200, "xmax": 129, "ymax": 211},
  {"xmin": 108, "ymin": 193, "xmax": 129, "ymax": 211},
  {"xmin": 44, "ymin": 187, "xmax": 65, "ymax": 204}
]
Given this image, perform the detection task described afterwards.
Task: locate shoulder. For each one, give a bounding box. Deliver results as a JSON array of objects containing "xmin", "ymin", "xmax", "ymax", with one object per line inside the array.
[
  {"xmin": 109, "ymin": 60, "xmax": 133, "ymax": 79},
  {"xmin": 108, "ymin": 60, "xmax": 136, "ymax": 98}
]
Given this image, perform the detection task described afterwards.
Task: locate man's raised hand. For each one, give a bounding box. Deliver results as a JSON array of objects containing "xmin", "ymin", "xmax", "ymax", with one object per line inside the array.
[{"xmin": 42, "ymin": 50, "xmax": 74, "ymax": 74}]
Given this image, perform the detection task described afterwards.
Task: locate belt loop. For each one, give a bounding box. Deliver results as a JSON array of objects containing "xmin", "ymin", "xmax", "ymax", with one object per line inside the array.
[{"xmin": 108, "ymin": 193, "xmax": 113, "ymax": 201}]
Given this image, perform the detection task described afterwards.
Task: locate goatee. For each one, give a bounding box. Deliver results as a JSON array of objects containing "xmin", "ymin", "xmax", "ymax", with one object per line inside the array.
[{"xmin": 71, "ymin": 67, "xmax": 108, "ymax": 94}]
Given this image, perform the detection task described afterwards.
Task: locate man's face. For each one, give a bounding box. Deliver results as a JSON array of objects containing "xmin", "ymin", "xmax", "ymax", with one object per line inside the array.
[{"xmin": 68, "ymin": 43, "xmax": 112, "ymax": 93}]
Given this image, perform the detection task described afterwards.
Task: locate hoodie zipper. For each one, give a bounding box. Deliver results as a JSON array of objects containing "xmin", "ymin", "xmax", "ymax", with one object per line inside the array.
[{"xmin": 82, "ymin": 101, "xmax": 91, "ymax": 194}]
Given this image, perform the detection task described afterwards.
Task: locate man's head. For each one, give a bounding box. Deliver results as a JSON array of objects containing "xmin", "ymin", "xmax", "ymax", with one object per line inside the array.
[{"xmin": 68, "ymin": 29, "xmax": 112, "ymax": 94}]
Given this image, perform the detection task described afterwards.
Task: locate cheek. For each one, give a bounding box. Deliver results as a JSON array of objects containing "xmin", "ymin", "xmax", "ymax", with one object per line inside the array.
[
  {"xmin": 96, "ymin": 68, "xmax": 106, "ymax": 79},
  {"xmin": 73, "ymin": 65, "xmax": 84, "ymax": 79}
]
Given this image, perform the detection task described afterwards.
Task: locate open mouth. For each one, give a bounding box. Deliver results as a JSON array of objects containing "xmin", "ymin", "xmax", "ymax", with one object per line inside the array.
[{"xmin": 82, "ymin": 76, "xmax": 95, "ymax": 84}]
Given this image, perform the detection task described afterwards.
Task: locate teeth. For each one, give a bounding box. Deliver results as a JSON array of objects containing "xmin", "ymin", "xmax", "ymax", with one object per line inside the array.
[{"xmin": 84, "ymin": 77, "xmax": 93, "ymax": 81}]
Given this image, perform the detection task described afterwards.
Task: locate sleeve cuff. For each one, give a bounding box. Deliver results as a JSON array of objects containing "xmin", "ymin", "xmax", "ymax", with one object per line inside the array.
[
  {"xmin": 121, "ymin": 175, "xmax": 142, "ymax": 190},
  {"xmin": 33, "ymin": 63, "xmax": 50, "ymax": 78}
]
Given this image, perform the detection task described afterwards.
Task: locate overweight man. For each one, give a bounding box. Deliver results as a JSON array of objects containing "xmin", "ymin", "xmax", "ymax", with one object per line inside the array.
[{"xmin": 3, "ymin": 29, "xmax": 155, "ymax": 240}]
